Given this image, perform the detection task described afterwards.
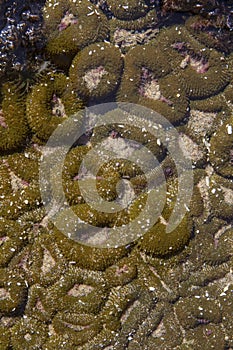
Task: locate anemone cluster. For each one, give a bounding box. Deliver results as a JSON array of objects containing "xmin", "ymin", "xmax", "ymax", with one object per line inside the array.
[{"xmin": 0, "ymin": 0, "xmax": 233, "ymax": 349}]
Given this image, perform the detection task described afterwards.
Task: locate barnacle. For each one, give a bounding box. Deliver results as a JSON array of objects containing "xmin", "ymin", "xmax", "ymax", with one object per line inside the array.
[
  {"xmin": 209, "ymin": 115, "xmax": 233, "ymax": 178},
  {"xmin": 10, "ymin": 316, "xmax": 48, "ymax": 350},
  {"xmin": 26, "ymin": 73, "xmax": 83, "ymax": 141},
  {"xmin": 44, "ymin": 0, "xmax": 109, "ymax": 67},
  {"xmin": 0, "ymin": 268, "xmax": 27, "ymax": 315},
  {"xmin": 69, "ymin": 42, "xmax": 123, "ymax": 102},
  {"xmin": 0, "ymin": 83, "xmax": 29, "ymax": 153}
]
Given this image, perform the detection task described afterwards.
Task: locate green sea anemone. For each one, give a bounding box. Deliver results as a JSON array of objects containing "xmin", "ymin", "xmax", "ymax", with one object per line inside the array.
[
  {"xmin": 10, "ymin": 316, "xmax": 48, "ymax": 350},
  {"xmin": 0, "ymin": 268, "xmax": 27, "ymax": 315},
  {"xmin": 53, "ymin": 226, "xmax": 132, "ymax": 271},
  {"xmin": 117, "ymin": 44, "xmax": 188, "ymax": 124},
  {"xmin": 69, "ymin": 42, "xmax": 123, "ymax": 102},
  {"xmin": 52, "ymin": 312, "xmax": 102, "ymax": 346},
  {"xmin": 44, "ymin": 0, "xmax": 109, "ymax": 68},
  {"xmin": 175, "ymin": 296, "xmax": 222, "ymax": 330},
  {"xmin": 128, "ymin": 179, "xmax": 193, "ymax": 257},
  {"xmin": 154, "ymin": 25, "xmax": 232, "ymax": 99},
  {"xmin": 209, "ymin": 174, "xmax": 233, "ymax": 221},
  {"xmin": 0, "ymin": 83, "xmax": 29, "ymax": 153},
  {"xmin": 0, "ymin": 219, "xmax": 27, "ymax": 268},
  {"xmin": 110, "ymin": 9, "xmax": 158, "ymax": 52},
  {"xmin": 25, "ymin": 284, "xmax": 51, "ymax": 322},
  {"xmin": 104, "ymin": 256, "xmax": 137, "ymax": 287},
  {"xmin": 0, "ymin": 181, "xmax": 41, "ymax": 220},
  {"xmin": 61, "ymin": 145, "xmax": 90, "ymax": 205},
  {"xmin": 209, "ymin": 115, "xmax": 233, "ymax": 178},
  {"xmin": 106, "ymin": 0, "xmax": 149, "ymax": 20},
  {"xmin": 26, "ymin": 73, "xmax": 83, "ymax": 141},
  {"xmin": 24, "ymin": 233, "xmax": 67, "ymax": 287},
  {"xmin": 43, "ymin": 266, "xmax": 107, "ymax": 315},
  {"xmin": 178, "ymin": 50, "xmax": 232, "ymax": 99}
]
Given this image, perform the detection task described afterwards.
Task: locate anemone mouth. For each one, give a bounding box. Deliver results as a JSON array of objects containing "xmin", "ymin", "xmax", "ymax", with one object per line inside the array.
[
  {"xmin": 230, "ymin": 149, "xmax": 233, "ymax": 165},
  {"xmin": 58, "ymin": 11, "xmax": 78, "ymax": 32},
  {"xmin": 51, "ymin": 93, "xmax": 67, "ymax": 117},
  {"xmin": 138, "ymin": 67, "xmax": 161, "ymax": 100},
  {"xmin": 0, "ymin": 109, "xmax": 7, "ymax": 128},
  {"xmin": 138, "ymin": 67, "xmax": 173, "ymax": 105},
  {"xmin": 83, "ymin": 66, "xmax": 108, "ymax": 92},
  {"xmin": 171, "ymin": 41, "xmax": 209, "ymax": 73}
]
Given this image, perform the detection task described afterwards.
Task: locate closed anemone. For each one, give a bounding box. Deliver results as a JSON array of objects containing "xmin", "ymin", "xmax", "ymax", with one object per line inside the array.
[{"xmin": 106, "ymin": 0, "xmax": 149, "ymax": 20}]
